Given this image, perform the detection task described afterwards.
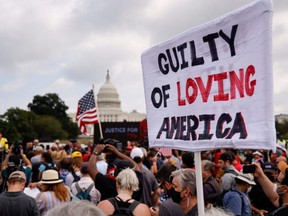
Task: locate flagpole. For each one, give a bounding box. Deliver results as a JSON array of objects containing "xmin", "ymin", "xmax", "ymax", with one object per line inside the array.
[{"xmin": 92, "ymin": 84, "xmax": 103, "ymax": 139}]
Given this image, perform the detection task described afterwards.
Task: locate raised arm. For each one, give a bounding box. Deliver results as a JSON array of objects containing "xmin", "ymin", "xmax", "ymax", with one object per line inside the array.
[
  {"xmin": 1, "ymin": 145, "xmax": 13, "ymax": 170},
  {"xmin": 20, "ymin": 148, "xmax": 32, "ymax": 168},
  {"xmin": 253, "ymin": 162, "xmax": 280, "ymax": 207},
  {"xmin": 88, "ymin": 144, "xmax": 106, "ymax": 181}
]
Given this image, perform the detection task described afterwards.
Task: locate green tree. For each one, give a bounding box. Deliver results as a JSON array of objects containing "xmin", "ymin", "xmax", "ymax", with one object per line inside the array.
[
  {"xmin": 276, "ymin": 119, "xmax": 288, "ymax": 140},
  {"xmin": 1, "ymin": 108, "xmax": 38, "ymax": 142},
  {"xmin": 28, "ymin": 93, "xmax": 68, "ymax": 120},
  {"xmin": 62, "ymin": 118, "xmax": 80, "ymax": 139},
  {"xmin": 28, "ymin": 93, "xmax": 79, "ymax": 139},
  {"xmin": 33, "ymin": 115, "xmax": 68, "ymax": 141}
]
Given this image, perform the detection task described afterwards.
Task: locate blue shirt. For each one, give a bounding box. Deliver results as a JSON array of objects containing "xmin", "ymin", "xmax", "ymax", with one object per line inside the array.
[
  {"xmin": 38, "ymin": 163, "xmax": 55, "ymax": 172},
  {"xmin": 223, "ymin": 186, "xmax": 251, "ymax": 216}
]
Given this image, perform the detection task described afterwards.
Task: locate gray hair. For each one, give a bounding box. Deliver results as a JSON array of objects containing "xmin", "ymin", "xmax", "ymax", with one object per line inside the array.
[
  {"xmin": 116, "ymin": 168, "xmax": 139, "ymax": 192},
  {"xmin": 171, "ymin": 168, "xmax": 196, "ymax": 196},
  {"xmin": 202, "ymin": 160, "xmax": 214, "ymax": 173},
  {"xmin": 46, "ymin": 201, "xmax": 105, "ymax": 216}
]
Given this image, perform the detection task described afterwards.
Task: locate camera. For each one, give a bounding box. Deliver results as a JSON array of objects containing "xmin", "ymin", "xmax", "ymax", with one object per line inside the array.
[
  {"xmin": 12, "ymin": 140, "xmax": 23, "ymax": 155},
  {"xmin": 98, "ymin": 138, "xmax": 122, "ymax": 152},
  {"xmin": 243, "ymin": 164, "xmax": 256, "ymax": 173}
]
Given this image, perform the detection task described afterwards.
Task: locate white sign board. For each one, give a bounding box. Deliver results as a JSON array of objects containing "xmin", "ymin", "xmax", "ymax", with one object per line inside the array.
[{"xmin": 141, "ymin": 0, "xmax": 275, "ymax": 152}]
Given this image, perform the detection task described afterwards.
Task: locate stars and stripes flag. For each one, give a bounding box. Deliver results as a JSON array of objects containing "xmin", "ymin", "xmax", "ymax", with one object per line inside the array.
[
  {"xmin": 76, "ymin": 89, "xmax": 98, "ymax": 135},
  {"xmin": 159, "ymin": 147, "xmax": 172, "ymax": 157}
]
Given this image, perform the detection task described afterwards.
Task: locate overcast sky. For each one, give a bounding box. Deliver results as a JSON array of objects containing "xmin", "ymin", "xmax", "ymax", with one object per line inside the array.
[{"xmin": 0, "ymin": 0, "xmax": 287, "ymax": 116}]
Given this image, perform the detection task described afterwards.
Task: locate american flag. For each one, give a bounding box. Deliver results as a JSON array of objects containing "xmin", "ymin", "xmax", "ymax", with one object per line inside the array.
[
  {"xmin": 76, "ymin": 89, "xmax": 98, "ymax": 135},
  {"xmin": 159, "ymin": 147, "xmax": 172, "ymax": 157}
]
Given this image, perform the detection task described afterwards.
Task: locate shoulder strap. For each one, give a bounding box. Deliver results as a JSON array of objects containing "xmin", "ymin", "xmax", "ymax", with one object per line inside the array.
[
  {"xmin": 116, "ymin": 196, "xmax": 132, "ymax": 202},
  {"xmin": 86, "ymin": 183, "xmax": 95, "ymax": 193},
  {"xmin": 127, "ymin": 200, "xmax": 140, "ymax": 212},
  {"xmin": 108, "ymin": 197, "xmax": 119, "ymax": 210},
  {"xmin": 75, "ymin": 182, "xmax": 81, "ymax": 193},
  {"xmin": 109, "ymin": 196, "xmax": 139, "ymax": 214}
]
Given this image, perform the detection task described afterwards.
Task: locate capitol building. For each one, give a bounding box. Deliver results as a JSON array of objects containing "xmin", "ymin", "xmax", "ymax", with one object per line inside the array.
[
  {"xmin": 97, "ymin": 71, "xmax": 146, "ymax": 122},
  {"xmin": 71, "ymin": 71, "xmax": 146, "ymax": 135}
]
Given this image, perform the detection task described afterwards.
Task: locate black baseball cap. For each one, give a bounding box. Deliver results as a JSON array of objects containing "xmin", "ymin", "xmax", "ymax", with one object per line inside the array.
[{"xmin": 262, "ymin": 162, "xmax": 277, "ymax": 172}]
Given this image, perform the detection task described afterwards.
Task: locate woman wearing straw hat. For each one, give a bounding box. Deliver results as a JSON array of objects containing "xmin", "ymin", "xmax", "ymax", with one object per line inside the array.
[{"xmin": 32, "ymin": 169, "xmax": 70, "ymax": 216}]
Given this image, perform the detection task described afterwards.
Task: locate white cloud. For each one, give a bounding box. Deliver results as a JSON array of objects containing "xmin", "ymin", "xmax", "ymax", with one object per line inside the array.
[
  {"xmin": 0, "ymin": 0, "xmax": 287, "ymax": 117},
  {"xmin": 2, "ymin": 78, "xmax": 26, "ymax": 92}
]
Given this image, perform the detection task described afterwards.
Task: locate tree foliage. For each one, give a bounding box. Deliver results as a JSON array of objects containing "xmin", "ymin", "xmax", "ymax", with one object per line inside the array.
[
  {"xmin": 33, "ymin": 115, "xmax": 68, "ymax": 141},
  {"xmin": 28, "ymin": 93, "xmax": 79, "ymax": 139},
  {"xmin": 28, "ymin": 93, "xmax": 68, "ymax": 120},
  {"xmin": 276, "ymin": 119, "xmax": 288, "ymax": 140},
  {"xmin": 0, "ymin": 108, "xmax": 38, "ymax": 142},
  {"xmin": 0, "ymin": 93, "xmax": 79, "ymax": 143}
]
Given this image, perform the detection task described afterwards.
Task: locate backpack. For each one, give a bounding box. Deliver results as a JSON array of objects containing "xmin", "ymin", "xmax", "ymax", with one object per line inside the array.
[
  {"xmin": 75, "ymin": 182, "xmax": 94, "ymax": 201},
  {"xmin": 108, "ymin": 196, "xmax": 140, "ymax": 216}
]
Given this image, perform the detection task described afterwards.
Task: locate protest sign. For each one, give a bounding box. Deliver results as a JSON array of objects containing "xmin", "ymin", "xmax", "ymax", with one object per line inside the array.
[{"xmin": 141, "ymin": 0, "xmax": 275, "ymax": 152}]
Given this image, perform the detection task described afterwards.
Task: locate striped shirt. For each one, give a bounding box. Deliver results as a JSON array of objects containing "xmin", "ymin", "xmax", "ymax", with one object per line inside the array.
[{"xmin": 36, "ymin": 191, "xmax": 69, "ymax": 216}]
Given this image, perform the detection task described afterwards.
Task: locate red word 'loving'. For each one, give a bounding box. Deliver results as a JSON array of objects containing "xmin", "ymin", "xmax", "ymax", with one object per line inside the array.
[{"xmin": 177, "ymin": 64, "xmax": 256, "ymax": 105}]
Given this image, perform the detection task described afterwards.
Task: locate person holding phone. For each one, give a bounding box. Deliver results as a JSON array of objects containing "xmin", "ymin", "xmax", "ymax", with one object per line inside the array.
[{"xmin": 253, "ymin": 161, "xmax": 288, "ymax": 216}]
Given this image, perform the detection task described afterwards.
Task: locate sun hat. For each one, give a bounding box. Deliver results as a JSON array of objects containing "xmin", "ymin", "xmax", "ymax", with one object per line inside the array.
[
  {"xmin": 235, "ymin": 172, "xmax": 256, "ymax": 185},
  {"xmin": 8, "ymin": 171, "xmax": 26, "ymax": 181},
  {"xmin": 39, "ymin": 170, "xmax": 63, "ymax": 184}
]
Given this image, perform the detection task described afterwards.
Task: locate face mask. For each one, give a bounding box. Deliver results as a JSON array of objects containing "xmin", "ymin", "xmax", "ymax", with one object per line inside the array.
[
  {"xmin": 247, "ymin": 186, "xmax": 252, "ymax": 193},
  {"xmin": 168, "ymin": 188, "xmax": 182, "ymax": 204}
]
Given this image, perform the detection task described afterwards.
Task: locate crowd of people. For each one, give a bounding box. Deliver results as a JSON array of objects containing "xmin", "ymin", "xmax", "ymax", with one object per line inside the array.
[{"xmin": 0, "ymin": 132, "xmax": 288, "ymax": 216}]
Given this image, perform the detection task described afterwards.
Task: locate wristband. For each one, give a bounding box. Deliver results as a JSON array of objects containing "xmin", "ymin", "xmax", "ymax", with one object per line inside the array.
[
  {"xmin": 93, "ymin": 151, "xmax": 100, "ymax": 156},
  {"xmin": 273, "ymin": 183, "xmax": 277, "ymax": 193}
]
